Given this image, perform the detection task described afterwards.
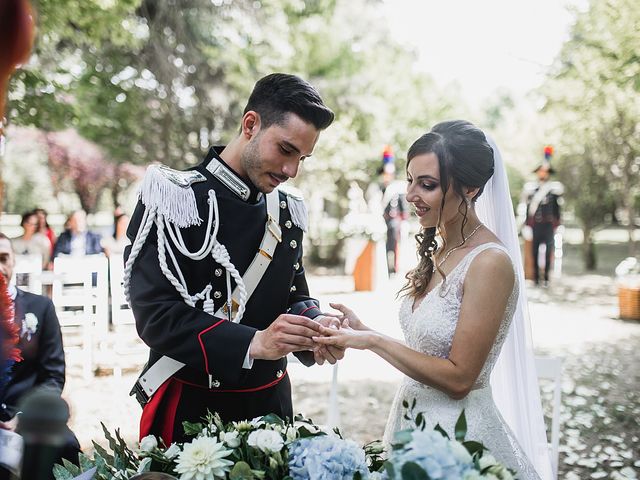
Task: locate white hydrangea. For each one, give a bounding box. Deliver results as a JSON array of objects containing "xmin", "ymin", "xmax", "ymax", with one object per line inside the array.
[{"xmin": 247, "ymin": 429, "xmax": 284, "ymax": 454}]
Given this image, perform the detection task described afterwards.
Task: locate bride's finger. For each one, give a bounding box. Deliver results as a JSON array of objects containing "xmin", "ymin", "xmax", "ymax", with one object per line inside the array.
[
  {"xmin": 329, "ymin": 302, "xmax": 349, "ymax": 313},
  {"xmin": 318, "ymin": 325, "xmax": 339, "ymax": 335}
]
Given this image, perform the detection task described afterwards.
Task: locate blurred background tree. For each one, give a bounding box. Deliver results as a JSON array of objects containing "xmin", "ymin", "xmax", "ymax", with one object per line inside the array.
[
  {"xmin": 541, "ymin": 0, "xmax": 640, "ymax": 266},
  {"xmin": 3, "ymin": 0, "xmax": 638, "ymax": 268}
]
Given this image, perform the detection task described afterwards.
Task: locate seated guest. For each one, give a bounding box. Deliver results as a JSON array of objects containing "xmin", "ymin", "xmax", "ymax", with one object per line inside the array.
[
  {"xmin": 34, "ymin": 208, "xmax": 56, "ymax": 261},
  {"xmin": 101, "ymin": 212, "xmax": 130, "ymax": 257},
  {"xmin": 11, "ymin": 210, "xmax": 51, "ymax": 268},
  {"xmin": 53, "ymin": 210, "xmax": 103, "ymax": 259},
  {"xmin": 0, "ymin": 233, "xmax": 80, "ymax": 473}
]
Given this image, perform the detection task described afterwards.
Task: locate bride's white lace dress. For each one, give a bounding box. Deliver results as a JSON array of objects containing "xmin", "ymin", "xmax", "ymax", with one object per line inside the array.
[{"xmin": 383, "ymin": 243, "xmax": 541, "ymax": 479}]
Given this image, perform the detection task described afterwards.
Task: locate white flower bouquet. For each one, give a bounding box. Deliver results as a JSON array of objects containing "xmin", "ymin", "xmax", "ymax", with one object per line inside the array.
[{"xmin": 53, "ymin": 402, "xmax": 516, "ymax": 480}]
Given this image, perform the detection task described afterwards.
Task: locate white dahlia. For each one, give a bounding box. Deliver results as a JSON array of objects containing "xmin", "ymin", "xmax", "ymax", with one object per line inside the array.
[{"xmin": 174, "ymin": 436, "xmax": 234, "ymax": 480}]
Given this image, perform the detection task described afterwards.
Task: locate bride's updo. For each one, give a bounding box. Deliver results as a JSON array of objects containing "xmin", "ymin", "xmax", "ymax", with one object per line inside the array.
[{"xmin": 402, "ymin": 120, "xmax": 494, "ymax": 299}]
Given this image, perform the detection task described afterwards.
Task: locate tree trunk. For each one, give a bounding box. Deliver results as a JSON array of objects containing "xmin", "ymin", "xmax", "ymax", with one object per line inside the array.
[{"xmin": 582, "ymin": 225, "xmax": 597, "ymax": 270}]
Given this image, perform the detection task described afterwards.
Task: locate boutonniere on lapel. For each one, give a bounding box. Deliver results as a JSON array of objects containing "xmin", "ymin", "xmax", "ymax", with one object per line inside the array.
[{"xmin": 21, "ymin": 312, "xmax": 38, "ymax": 341}]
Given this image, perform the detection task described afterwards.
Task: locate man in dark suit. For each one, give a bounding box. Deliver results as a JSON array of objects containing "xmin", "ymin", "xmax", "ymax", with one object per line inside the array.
[
  {"xmin": 52, "ymin": 210, "xmax": 103, "ymax": 259},
  {"xmin": 125, "ymin": 73, "xmax": 342, "ymax": 445},
  {"xmin": 0, "ymin": 233, "xmax": 80, "ymax": 471}
]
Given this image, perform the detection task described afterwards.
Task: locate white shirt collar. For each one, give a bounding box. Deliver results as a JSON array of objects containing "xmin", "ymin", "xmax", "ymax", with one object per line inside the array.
[{"xmin": 8, "ymin": 283, "xmax": 17, "ymax": 300}]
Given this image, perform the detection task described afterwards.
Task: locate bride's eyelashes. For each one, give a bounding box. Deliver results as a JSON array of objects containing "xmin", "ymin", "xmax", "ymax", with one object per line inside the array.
[{"xmin": 407, "ymin": 176, "xmax": 439, "ymax": 191}]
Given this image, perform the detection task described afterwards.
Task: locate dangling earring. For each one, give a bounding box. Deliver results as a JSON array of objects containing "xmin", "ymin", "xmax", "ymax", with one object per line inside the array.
[{"xmin": 465, "ymin": 197, "xmax": 471, "ymax": 208}]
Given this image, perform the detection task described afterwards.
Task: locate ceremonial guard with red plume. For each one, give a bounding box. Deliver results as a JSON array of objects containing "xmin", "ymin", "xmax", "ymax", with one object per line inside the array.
[{"xmin": 521, "ymin": 145, "xmax": 564, "ymax": 286}]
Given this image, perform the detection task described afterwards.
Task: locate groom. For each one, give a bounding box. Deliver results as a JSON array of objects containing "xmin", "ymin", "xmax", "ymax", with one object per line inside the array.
[{"xmin": 125, "ymin": 73, "xmax": 343, "ymax": 444}]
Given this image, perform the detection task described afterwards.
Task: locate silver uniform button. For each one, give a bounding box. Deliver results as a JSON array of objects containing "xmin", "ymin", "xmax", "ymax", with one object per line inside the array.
[
  {"xmin": 290, "ymin": 285, "xmax": 297, "ymax": 292},
  {"xmin": 280, "ymin": 200, "xmax": 287, "ymax": 209},
  {"xmin": 285, "ymin": 220, "xmax": 292, "ymax": 229},
  {"xmin": 276, "ymin": 370, "xmax": 283, "ymax": 378},
  {"xmin": 214, "ymin": 268, "xmax": 223, "ymax": 277},
  {"xmin": 293, "ymin": 262, "xmax": 300, "ymax": 270},
  {"xmin": 290, "ymin": 240, "xmax": 297, "ymax": 248},
  {"xmin": 213, "ymin": 291, "xmax": 222, "ymax": 299},
  {"xmin": 211, "ymin": 379, "xmax": 220, "ymax": 388}
]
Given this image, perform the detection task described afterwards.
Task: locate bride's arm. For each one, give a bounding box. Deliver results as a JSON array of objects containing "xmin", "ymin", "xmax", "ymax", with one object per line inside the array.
[{"xmin": 315, "ymin": 250, "xmax": 515, "ymax": 399}]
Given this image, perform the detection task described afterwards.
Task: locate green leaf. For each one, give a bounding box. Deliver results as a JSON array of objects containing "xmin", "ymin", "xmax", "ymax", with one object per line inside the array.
[
  {"xmin": 229, "ymin": 461, "xmax": 255, "ymax": 480},
  {"xmin": 401, "ymin": 461, "xmax": 430, "ymax": 480},
  {"xmin": 182, "ymin": 421, "xmax": 205, "ymax": 437},
  {"xmin": 92, "ymin": 441, "xmax": 114, "ymax": 464},
  {"xmin": 78, "ymin": 452, "xmax": 96, "ymax": 472},
  {"xmin": 60, "ymin": 458, "xmax": 81, "ymax": 476},
  {"xmin": 402, "ymin": 399, "xmax": 409, "ymax": 409},
  {"xmin": 52, "ymin": 464, "xmax": 75, "ymax": 480},
  {"xmin": 462, "ymin": 440, "xmax": 486, "ymax": 456},
  {"xmin": 454, "ymin": 410, "xmax": 467, "ymax": 442},
  {"xmin": 261, "ymin": 413, "xmax": 285, "ymax": 426},
  {"xmin": 384, "ymin": 461, "xmax": 396, "ymax": 480},
  {"xmin": 433, "ymin": 423, "xmax": 449, "ymax": 440}
]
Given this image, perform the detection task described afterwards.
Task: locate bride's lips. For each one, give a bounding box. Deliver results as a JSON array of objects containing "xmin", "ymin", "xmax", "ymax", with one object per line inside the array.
[{"xmin": 413, "ymin": 205, "xmax": 430, "ymax": 217}]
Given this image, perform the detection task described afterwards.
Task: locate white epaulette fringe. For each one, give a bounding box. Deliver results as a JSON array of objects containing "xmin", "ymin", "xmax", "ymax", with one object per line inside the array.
[{"xmin": 140, "ymin": 164, "xmax": 205, "ymax": 228}]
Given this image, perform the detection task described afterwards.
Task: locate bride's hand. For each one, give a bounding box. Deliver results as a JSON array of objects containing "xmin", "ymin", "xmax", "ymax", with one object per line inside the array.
[
  {"xmin": 312, "ymin": 325, "xmax": 375, "ymax": 350},
  {"xmin": 329, "ymin": 303, "xmax": 368, "ymax": 331}
]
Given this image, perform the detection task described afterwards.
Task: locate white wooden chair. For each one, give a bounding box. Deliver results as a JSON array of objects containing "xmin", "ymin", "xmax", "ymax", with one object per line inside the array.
[
  {"xmin": 52, "ymin": 255, "xmax": 109, "ymax": 378},
  {"xmin": 108, "ymin": 253, "xmax": 135, "ymax": 326},
  {"xmin": 535, "ymin": 355, "xmax": 564, "ymax": 479},
  {"xmin": 12, "ymin": 254, "xmax": 43, "ymax": 294}
]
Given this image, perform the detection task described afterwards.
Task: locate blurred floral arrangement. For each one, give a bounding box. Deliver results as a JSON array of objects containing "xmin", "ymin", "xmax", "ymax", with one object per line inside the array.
[{"xmin": 53, "ymin": 403, "xmax": 516, "ymax": 480}]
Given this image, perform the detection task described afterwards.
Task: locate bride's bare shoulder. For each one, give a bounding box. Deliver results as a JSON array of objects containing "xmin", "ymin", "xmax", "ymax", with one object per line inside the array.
[{"xmin": 465, "ymin": 246, "xmax": 515, "ymax": 291}]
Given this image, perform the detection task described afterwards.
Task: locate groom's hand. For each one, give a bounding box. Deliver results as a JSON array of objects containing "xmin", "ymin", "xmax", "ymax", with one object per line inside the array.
[
  {"xmin": 312, "ymin": 316, "xmax": 345, "ymax": 365},
  {"xmin": 250, "ymin": 314, "xmax": 322, "ymax": 360}
]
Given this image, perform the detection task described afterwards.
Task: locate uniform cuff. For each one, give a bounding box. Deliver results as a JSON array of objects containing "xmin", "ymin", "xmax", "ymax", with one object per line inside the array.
[{"xmin": 243, "ymin": 336, "xmax": 255, "ymax": 369}]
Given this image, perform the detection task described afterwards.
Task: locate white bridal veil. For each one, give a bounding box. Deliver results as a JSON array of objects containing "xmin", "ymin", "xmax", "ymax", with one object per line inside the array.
[{"xmin": 476, "ymin": 137, "xmax": 554, "ymax": 480}]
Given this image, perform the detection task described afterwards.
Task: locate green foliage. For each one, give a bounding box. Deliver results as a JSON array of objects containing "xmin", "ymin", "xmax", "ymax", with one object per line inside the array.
[{"xmin": 541, "ymin": 0, "xmax": 640, "ymax": 261}]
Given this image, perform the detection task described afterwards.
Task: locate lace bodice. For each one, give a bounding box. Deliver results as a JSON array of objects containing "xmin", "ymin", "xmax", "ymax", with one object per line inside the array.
[{"xmin": 399, "ymin": 242, "xmax": 518, "ymax": 389}]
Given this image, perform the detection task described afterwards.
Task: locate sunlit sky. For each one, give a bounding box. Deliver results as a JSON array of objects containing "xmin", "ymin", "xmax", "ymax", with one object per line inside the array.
[{"xmin": 382, "ymin": 0, "xmax": 586, "ymax": 106}]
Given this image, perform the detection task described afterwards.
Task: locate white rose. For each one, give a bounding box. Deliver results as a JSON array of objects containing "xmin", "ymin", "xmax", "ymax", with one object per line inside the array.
[
  {"xmin": 219, "ymin": 430, "xmax": 241, "ymax": 448},
  {"xmin": 247, "ymin": 429, "xmax": 284, "ymax": 453},
  {"xmin": 164, "ymin": 443, "xmax": 181, "ymax": 459},
  {"xmin": 450, "ymin": 441, "xmax": 472, "ymax": 464},
  {"xmin": 137, "ymin": 457, "xmax": 152, "ymax": 473},
  {"xmin": 139, "ymin": 435, "xmax": 158, "ymax": 453},
  {"xmin": 478, "ymin": 454, "xmax": 498, "ymax": 470}
]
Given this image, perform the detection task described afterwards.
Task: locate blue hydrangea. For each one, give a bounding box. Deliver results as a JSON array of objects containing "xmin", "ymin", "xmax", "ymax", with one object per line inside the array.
[
  {"xmin": 385, "ymin": 429, "xmax": 475, "ymax": 480},
  {"xmin": 289, "ymin": 435, "xmax": 369, "ymax": 480}
]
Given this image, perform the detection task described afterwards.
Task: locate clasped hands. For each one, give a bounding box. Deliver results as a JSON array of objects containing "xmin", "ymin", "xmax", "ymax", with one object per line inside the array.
[{"xmin": 249, "ymin": 303, "xmax": 366, "ymax": 365}]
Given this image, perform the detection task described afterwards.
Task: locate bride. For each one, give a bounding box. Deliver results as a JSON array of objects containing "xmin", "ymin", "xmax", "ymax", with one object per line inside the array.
[{"xmin": 313, "ymin": 120, "xmax": 553, "ymax": 479}]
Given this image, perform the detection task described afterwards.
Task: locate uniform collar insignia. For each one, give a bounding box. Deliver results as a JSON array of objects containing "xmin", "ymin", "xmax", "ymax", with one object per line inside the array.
[{"xmin": 204, "ymin": 147, "xmax": 252, "ymax": 201}]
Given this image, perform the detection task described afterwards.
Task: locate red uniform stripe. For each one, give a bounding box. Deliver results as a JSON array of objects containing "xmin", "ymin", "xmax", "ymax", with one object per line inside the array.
[
  {"xmin": 175, "ymin": 369, "xmax": 287, "ymax": 393},
  {"xmin": 197, "ymin": 319, "xmax": 226, "ymax": 375}
]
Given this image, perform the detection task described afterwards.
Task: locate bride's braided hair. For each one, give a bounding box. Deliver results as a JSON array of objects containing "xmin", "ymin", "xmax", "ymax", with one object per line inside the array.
[{"xmin": 400, "ymin": 120, "xmax": 494, "ymax": 300}]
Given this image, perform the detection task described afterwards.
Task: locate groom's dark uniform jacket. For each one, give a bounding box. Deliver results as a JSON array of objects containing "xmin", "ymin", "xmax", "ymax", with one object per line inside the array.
[{"xmin": 125, "ymin": 147, "xmax": 322, "ymax": 444}]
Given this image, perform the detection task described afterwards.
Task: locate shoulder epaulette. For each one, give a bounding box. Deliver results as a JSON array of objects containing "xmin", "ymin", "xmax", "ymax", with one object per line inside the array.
[
  {"xmin": 140, "ymin": 164, "xmax": 206, "ymax": 228},
  {"xmin": 278, "ymin": 185, "xmax": 308, "ymax": 232},
  {"xmin": 548, "ymin": 181, "xmax": 564, "ymax": 195}
]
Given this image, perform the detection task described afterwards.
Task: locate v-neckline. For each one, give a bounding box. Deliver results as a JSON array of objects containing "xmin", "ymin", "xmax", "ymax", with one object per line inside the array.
[{"xmin": 410, "ymin": 242, "xmax": 495, "ymax": 314}]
